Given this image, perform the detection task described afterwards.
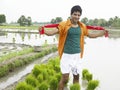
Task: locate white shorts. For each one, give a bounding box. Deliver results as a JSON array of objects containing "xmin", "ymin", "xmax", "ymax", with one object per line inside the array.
[{"xmin": 60, "ymin": 53, "xmax": 82, "ymax": 75}]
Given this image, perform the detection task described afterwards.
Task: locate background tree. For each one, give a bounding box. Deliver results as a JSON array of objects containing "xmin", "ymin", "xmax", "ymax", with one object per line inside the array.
[
  {"xmin": 112, "ymin": 16, "xmax": 120, "ymax": 27},
  {"xmin": 17, "ymin": 15, "xmax": 26, "ymax": 26},
  {"xmin": 0, "ymin": 14, "xmax": 6, "ymax": 25},
  {"xmin": 51, "ymin": 18, "xmax": 56, "ymax": 24},
  {"xmin": 50, "ymin": 17, "xmax": 63, "ymax": 24},
  {"xmin": 108, "ymin": 18, "xmax": 114, "ymax": 27},
  {"xmin": 55, "ymin": 17, "xmax": 63, "ymax": 23},
  {"xmin": 17, "ymin": 15, "xmax": 32, "ymax": 26},
  {"xmin": 81, "ymin": 17, "xmax": 88, "ymax": 25},
  {"xmin": 98, "ymin": 19, "xmax": 107, "ymax": 26},
  {"xmin": 26, "ymin": 16, "xmax": 32, "ymax": 26},
  {"xmin": 88, "ymin": 19, "xmax": 94, "ymax": 25}
]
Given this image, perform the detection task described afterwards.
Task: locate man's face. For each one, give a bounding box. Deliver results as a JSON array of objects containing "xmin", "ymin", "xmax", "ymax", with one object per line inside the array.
[{"xmin": 71, "ymin": 11, "xmax": 81, "ymax": 23}]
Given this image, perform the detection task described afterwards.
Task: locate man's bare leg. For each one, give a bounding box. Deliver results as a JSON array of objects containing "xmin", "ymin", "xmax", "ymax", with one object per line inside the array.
[
  {"xmin": 58, "ymin": 73, "xmax": 69, "ymax": 90},
  {"xmin": 73, "ymin": 74, "xmax": 79, "ymax": 83}
]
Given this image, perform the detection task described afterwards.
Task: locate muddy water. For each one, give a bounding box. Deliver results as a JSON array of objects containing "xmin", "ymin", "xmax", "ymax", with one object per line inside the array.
[{"xmin": 0, "ymin": 52, "xmax": 58, "ymax": 90}]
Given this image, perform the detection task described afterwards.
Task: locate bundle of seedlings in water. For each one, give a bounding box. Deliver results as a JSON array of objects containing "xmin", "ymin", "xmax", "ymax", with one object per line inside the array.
[
  {"xmin": 86, "ymin": 80, "xmax": 99, "ymax": 90},
  {"xmin": 70, "ymin": 83, "xmax": 81, "ymax": 90},
  {"xmin": 49, "ymin": 77, "xmax": 58, "ymax": 90},
  {"xmin": 15, "ymin": 82, "xmax": 35, "ymax": 90},
  {"xmin": 32, "ymin": 64, "xmax": 42, "ymax": 77},
  {"xmin": 37, "ymin": 74, "xmax": 43, "ymax": 83},
  {"xmin": 82, "ymin": 69, "xmax": 89, "ymax": 80},
  {"xmin": 82, "ymin": 69, "xmax": 93, "ymax": 82},
  {"xmin": 38, "ymin": 82, "xmax": 49, "ymax": 90},
  {"xmin": 25, "ymin": 74, "xmax": 38, "ymax": 87},
  {"xmin": 85, "ymin": 72, "xmax": 93, "ymax": 82},
  {"xmin": 54, "ymin": 73, "xmax": 62, "ymax": 83},
  {"xmin": 0, "ymin": 65, "xmax": 8, "ymax": 77},
  {"xmin": 15, "ymin": 56, "xmax": 61, "ymax": 90}
]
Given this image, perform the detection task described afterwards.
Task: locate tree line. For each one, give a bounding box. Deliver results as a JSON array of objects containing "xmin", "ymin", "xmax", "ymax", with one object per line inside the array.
[
  {"xmin": 0, "ymin": 14, "xmax": 120, "ymax": 28},
  {"xmin": 81, "ymin": 16, "xmax": 120, "ymax": 28}
]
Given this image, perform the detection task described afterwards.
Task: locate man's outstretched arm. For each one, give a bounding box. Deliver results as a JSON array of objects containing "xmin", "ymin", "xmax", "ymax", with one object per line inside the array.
[
  {"xmin": 87, "ymin": 30, "xmax": 107, "ymax": 38},
  {"xmin": 38, "ymin": 26, "xmax": 59, "ymax": 36}
]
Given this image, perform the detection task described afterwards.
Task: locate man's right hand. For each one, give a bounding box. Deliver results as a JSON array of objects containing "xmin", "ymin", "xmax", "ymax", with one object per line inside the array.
[
  {"xmin": 38, "ymin": 26, "xmax": 43, "ymax": 31},
  {"xmin": 38, "ymin": 26, "xmax": 45, "ymax": 34}
]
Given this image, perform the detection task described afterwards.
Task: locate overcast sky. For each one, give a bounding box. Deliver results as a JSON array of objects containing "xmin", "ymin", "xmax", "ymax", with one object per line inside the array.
[{"xmin": 0, "ymin": 0, "xmax": 120, "ymax": 23}]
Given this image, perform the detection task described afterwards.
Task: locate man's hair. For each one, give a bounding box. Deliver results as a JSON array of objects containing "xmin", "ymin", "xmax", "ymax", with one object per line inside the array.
[{"xmin": 71, "ymin": 5, "xmax": 82, "ymax": 15}]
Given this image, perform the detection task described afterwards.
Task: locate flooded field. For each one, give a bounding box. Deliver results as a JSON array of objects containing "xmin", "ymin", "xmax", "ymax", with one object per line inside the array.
[
  {"xmin": 0, "ymin": 29, "xmax": 58, "ymax": 56},
  {"xmin": 0, "ymin": 29, "xmax": 120, "ymax": 90}
]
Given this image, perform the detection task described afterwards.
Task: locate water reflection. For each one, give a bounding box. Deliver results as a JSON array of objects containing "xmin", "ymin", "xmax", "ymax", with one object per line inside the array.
[
  {"xmin": 0, "ymin": 29, "xmax": 58, "ymax": 57},
  {"xmin": 80, "ymin": 37, "xmax": 120, "ymax": 90},
  {"xmin": 0, "ymin": 30, "xmax": 58, "ymax": 46}
]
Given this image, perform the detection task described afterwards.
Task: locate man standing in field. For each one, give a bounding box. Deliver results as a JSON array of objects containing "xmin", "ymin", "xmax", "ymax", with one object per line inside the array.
[{"xmin": 39, "ymin": 5, "xmax": 106, "ymax": 90}]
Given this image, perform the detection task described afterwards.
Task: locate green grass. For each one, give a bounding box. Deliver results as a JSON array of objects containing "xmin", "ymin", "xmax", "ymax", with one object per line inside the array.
[
  {"xmin": 0, "ymin": 25, "xmax": 38, "ymax": 30},
  {"xmin": 0, "ymin": 48, "xmax": 33, "ymax": 63},
  {"xmin": 0, "ymin": 25, "xmax": 56, "ymax": 30}
]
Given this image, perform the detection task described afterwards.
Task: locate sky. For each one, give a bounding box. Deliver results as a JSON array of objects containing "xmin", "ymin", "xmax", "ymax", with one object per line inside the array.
[{"xmin": 0, "ymin": 0, "xmax": 120, "ymax": 23}]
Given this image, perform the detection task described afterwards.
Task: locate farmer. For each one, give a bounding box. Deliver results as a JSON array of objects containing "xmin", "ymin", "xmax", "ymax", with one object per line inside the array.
[{"xmin": 38, "ymin": 5, "xmax": 106, "ymax": 90}]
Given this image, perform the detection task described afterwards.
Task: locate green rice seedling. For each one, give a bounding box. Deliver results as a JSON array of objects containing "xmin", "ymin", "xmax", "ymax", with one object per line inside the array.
[
  {"xmin": 47, "ymin": 69, "xmax": 55, "ymax": 76},
  {"xmin": 70, "ymin": 83, "xmax": 81, "ymax": 90},
  {"xmin": 21, "ymin": 33, "xmax": 25, "ymax": 41},
  {"xmin": 55, "ymin": 73, "xmax": 62, "ymax": 83},
  {"xmin": 7, "ymin": 62, "xmax": 15, "ymax": 72},
  {"xmin": 14, "ymin": 59, "xmax": 22, "ymax": 67},
  {"xmin": 32, "ymin": 64, "xmax": 41, "ymax": 77},
  {"xmin": 54, "ymin": 64, "xmax": 60, "ymax": 73},
  {"xmin": 48, "ymin": 59, "xmax": 56, "ymax": 66},
  {"xmin": 25, "ymin": 74, "xmax": 38, "ymax": 87},
  {"xmin": 38, "ymin": 82, "xmax": 49, "ymax": 90},
  {"xmin": 86, "ymin": 80, "xmax": 99, "ymax": 90},
  {"xmin": 15, "ymin": 82, "xmax": 35, "ymax": 90},
  {"xmin": 12, "ymin": 37, "xmax": 16, "ymax": 43},
  {"xmin": 39, "ymin": 52, "xmax": 45, "ymax": 57},
  {"xmin": 52, "ymin": 46, "xmax": 58, "ymax": 52},
  {"xmin": 37, "ymin": 74, "xmax": 44, "ymax": 83},
  {"xmin": 44, "ymin": 49, "xmax": 50, "ymax": 55},
  {"xmin": 49, "ymin": 77, "xmax": 58, "ymax": 90},
  {"xmin": 0, "ymin": 65, "xmax": 8, "ymax": 77},
  {"xmin": 41, "ymin": 69, "xmax": 49, "ymax": 80},
  {"xmin": 0, "ymin": 47, "xmax": 33, "ymax": 63},
  {"xmin": 85, "ymin": 72, "xmax": 93, "ymax": 82},
  {"xmin": 82, "ymin": 69, "xmax": 89, "ymax": 80},
  {"xmin": 46, "ymin": 64, "xmax": 54, "ymax": 70}
]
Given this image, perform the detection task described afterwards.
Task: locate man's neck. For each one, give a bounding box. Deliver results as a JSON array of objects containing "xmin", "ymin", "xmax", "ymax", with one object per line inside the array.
[
  {"xmin": 70, "ymin": 19, "xmax": 78, "ymax": 27},
  {"xmin": 71, "ymin": 22, "xmax": 78, "ymax": 27}
]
